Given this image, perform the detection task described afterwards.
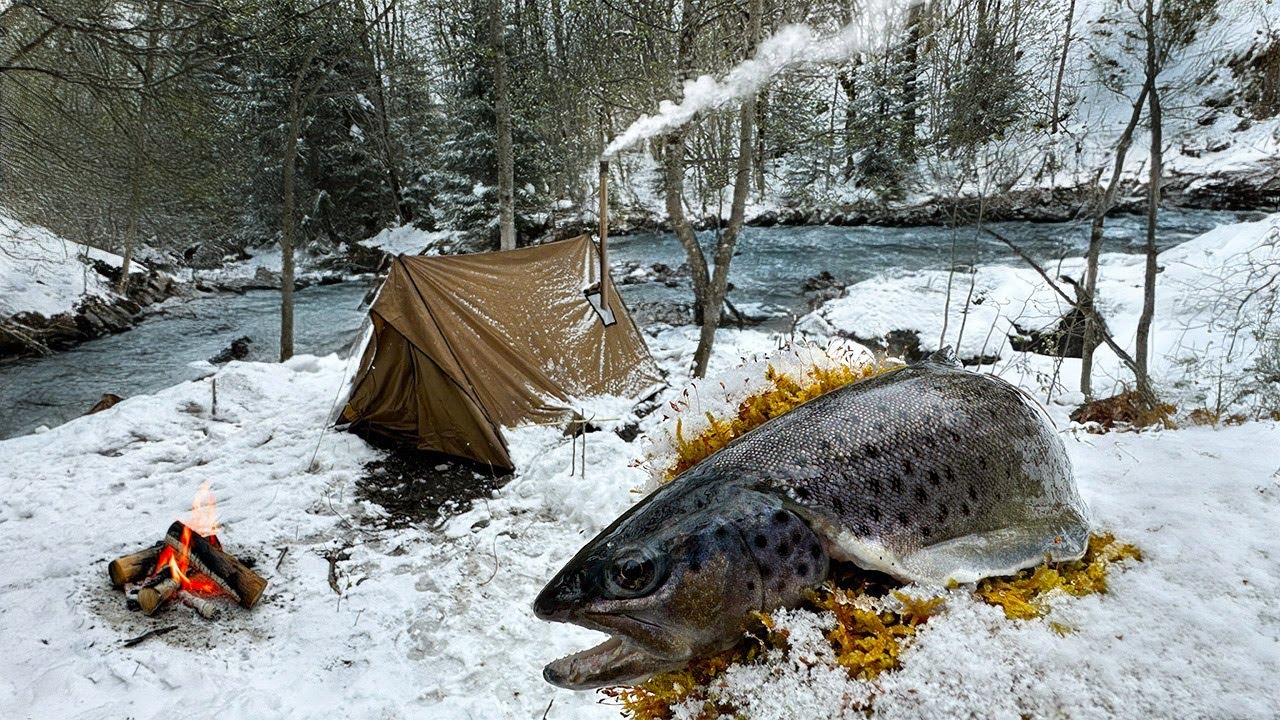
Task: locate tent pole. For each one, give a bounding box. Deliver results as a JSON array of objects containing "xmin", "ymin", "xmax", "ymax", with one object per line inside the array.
[{"xmin": 598, "ymin": 159, "xmax": 609, "ymax": 315}]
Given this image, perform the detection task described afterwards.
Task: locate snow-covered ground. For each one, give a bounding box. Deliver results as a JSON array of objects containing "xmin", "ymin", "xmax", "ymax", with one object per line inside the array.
[
  {"xmin": 1, "ymin": 215, "xmax": 1278, "ymax": 718},
  {"xmin": 0, "ymin": 211, "xmax": 147, "ymax": 319},
  {"xmin": 806, "ymin": 213, "xmax": 1280, "ymax": 417},
  {"xmin": 359, "ymin": 225, "xmax": 456, "ymax": 256}
]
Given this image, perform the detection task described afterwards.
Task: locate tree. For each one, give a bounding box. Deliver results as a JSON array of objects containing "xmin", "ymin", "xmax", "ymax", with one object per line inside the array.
[
  {"xmin": 488, "ymin": 0, "xmax": 516, "ymax": 250},
  {"xmin": 660, "ymin": 0, "xmax": 762, "ymax": 378}
]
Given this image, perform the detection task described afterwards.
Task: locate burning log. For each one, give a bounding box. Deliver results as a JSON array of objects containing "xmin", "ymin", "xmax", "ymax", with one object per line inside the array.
[
  {"xmin": 163, "ymin": 521, "xmax": 267, "ymax": 608},
  {"xmin": 108, "ymin": 544, "xmax": 162, "ymax": 588},
  {"xmin": 138, "ymin": 568, "xmax": 181, "ymax": 615}
]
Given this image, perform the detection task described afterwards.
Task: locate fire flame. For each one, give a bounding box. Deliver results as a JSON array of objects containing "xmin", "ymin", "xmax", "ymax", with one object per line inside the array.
[{"xmin": 155, "ymin": 481, "xmax": 224, "ymax": 596}]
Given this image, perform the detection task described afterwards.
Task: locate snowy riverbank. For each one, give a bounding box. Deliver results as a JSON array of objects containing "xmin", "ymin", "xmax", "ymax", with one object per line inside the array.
[
  {"xmin": 0, "ymin": 213, "xmax": 177, "ymax": 357},
  {"xmin": 1, "ymin": 216, "xmax": 1278, "ymax": 718},
  {"xmin": 1, "ymin": 327, "xmax": 1279, "ymax": 718},
  {"xmin": 804, "ymin": 212, "xmax": 1280, "ymax": 418}
]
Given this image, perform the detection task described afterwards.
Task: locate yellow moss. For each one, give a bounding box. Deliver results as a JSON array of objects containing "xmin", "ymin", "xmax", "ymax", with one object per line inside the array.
[
  {"xmin": 663, "ymin": 359, "xmax": 900, "ymax": 481},
  {"xmin": 975, "ymin": 533, "xmax": 1143, "ymax": 620},
  {"xmin": 611, "ymin": 535, "xmax": 1142, "ymax": 720}
]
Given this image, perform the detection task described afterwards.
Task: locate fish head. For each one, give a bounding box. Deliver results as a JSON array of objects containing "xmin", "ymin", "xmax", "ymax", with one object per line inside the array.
[{"xmin": 534, "ymin": 484, "xmax": 827, "ymax": 689}]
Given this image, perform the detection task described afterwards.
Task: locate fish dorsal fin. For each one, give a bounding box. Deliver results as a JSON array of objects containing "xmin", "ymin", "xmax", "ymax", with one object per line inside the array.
[{"xmin": 926, "ymin": 346, "xmax": 960, "ymax": 367}]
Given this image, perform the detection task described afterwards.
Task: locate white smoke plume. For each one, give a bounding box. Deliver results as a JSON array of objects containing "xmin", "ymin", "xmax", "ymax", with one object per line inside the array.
[{"xmin": 602, "ymin": 1, "xmax": 910, "ymax": 159}]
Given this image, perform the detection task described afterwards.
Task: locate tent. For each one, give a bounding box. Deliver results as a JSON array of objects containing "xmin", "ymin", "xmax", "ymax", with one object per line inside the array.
[{"xmin": 340, "ymin": 234, "xmax": 662, "ymax": 469}]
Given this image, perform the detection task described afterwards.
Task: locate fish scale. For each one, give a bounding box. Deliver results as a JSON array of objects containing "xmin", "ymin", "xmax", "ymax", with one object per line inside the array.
[{"xmin": 686, "ymin": 360, "xmax": 1088, "ymax": 582}]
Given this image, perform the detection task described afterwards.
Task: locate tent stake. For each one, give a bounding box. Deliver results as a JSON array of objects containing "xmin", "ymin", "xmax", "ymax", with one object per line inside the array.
[{"xmin": 598, "ymin": 160, "xmax": 610, "ymax": 316}]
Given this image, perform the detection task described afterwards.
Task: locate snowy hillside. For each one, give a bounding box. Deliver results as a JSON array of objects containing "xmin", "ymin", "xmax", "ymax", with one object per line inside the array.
[{"xmin": 0, "ymin": 211, "xmax": 146, "ymax": 319}]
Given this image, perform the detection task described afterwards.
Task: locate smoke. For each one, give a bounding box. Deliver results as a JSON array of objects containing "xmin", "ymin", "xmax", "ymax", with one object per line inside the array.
[{"xmin": 601, "ymin": 1, "xmax": 910, "ymax": 159}]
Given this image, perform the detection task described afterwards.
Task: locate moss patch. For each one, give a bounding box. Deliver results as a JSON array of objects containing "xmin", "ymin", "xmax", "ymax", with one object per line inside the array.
[
  {"xmin": 664, "ymin": 359, "xmax": 900, "ymax": 482},
  {"xmin": 608, "ymin": 536, "xmax": 1141, "ymax": 720},
  {"xmin": 975, "ymin": 533, "xmax": 1143, "ymax": 620}
]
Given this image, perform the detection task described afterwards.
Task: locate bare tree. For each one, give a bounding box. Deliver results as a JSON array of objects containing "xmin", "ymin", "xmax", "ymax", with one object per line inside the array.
[{"xmin": 1133, "ymin": 0, "xmax": 1163, "ymax": 406}]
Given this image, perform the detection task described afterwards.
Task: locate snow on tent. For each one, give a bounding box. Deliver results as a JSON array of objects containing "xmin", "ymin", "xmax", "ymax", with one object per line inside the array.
[{"xmin": 339, "ymin": 234, "xmax": 662, "ymax": 469}]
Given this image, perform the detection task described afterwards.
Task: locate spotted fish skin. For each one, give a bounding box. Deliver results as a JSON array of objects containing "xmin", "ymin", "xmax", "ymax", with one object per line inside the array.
[
  {"xmin": 534, "ymin": 357, "xmax": 1089, "ymax": 689},
  {"xmin": 690, "ymin": 358, "xmax": 1089, "ymax": 583}
]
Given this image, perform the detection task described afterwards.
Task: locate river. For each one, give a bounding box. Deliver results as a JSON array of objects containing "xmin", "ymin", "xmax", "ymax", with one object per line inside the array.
[{"xmin": 0, "ymin": 210, "xmax": 1241, "ymax": 440}]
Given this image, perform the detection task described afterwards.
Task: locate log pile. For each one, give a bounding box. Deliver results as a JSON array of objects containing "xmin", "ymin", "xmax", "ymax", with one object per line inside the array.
[{"xmin": 109, "ymin": 521, "xmax": 266, "ymax": 618}]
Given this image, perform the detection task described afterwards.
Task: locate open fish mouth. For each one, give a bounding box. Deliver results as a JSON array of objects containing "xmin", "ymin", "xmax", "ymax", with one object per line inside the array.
[
  {"xmin": 544, "ymin": 634, "xmax": 682, "ymax": 690},
  {"xmin": 540, "ymin": 632, "xmax": 680, "ymax": 691}
]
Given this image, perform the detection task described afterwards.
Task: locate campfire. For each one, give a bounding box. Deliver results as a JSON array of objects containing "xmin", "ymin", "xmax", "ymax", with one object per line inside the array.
[{"xmin": 107, "ymin": 482, "xmax": 266, "ymax": 618}]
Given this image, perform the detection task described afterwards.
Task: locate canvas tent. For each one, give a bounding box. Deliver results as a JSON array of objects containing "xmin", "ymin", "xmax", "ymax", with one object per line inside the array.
[{"xmin": 340, "ymin": 234, "xmax": 662, "ymax": 469}]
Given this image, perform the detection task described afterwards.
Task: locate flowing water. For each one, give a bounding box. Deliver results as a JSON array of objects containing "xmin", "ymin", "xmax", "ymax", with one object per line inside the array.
[
  {"xmin": 608, "ymin": 211, "xmax": 1242, "ymax": 313},
  {"xmin": 0, "ymin": 211, "xmax": 1241, "ymax": 440},
  {"xmin": 0, "ymin": 283, "xmax": 372, "ymax": 440}
]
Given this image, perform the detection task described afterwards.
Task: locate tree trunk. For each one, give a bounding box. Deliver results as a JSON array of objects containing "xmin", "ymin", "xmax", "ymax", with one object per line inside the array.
[
  {"xmin": 116, "ymin": 169, "xmax": 142, "ymax": 294},
  {"xmin": 280, "ymin": 92, "xmax": 300, "ymax": 362},
  {"xmin": 662, "ymin": 0, "xmax": 709, "ymax": 325},
  {"xmin": 663, "ymin": 129, "xmax": 711, "ymax": 325},
  {"xmin": 1079, "ymin": 80, "xmax": 1151, "ymax": 399},
  {"xmin": 691, "ymin": 96, "xmax": 755, "ymax": 378},
  {"xmin": 689, "ymin": 0, "xmax": 761, "ymax": 378},
  {"xmin": 353, "ymin": 0, "xmax": 407, "ymax": 224},
  {"xmin": 1050, "ymin": 0, "xmax": 1076, "ymax": 134},
  {"xmin": 116, "ymin": 0, "xmax": 160, "ymax": 294},
  {"xmin": 899, "ymin": 1, "xmax": 923, "ymax": 163},
  {"xmin": 489, "ymin": 0, "xmax": 516, "ymax": 251},
  {"xmin": 1134, "ymin": 0, "xmax": 1162, "ymax": 408}
]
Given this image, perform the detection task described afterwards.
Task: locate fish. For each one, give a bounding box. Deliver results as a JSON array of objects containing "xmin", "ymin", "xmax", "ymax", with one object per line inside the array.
[{"xmin": 533, "ymin": 351, "xmax": 1090, "ymax": 690}]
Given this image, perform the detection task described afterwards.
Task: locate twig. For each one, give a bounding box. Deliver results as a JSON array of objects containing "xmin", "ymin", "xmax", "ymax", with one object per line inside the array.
[
  {"xmin": 477, "ymin": 534, "xmax": 500, "ymax": 587},
  {"xmin": 325, "ymin": 546, "xmax": 351, "ymax": 595},
  {"xmin": 275, "ymin": 546, "xmax": 290, "ymax": 571},
  {"xmin": 542, "ymin": 698, "xmax": 555, "ymax": 719},
  {"xmin": 122, "ymin": 625, "xmax": 178, "ymax": 648}
]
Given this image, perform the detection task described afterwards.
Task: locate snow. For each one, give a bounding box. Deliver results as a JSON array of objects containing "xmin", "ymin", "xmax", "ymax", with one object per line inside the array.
[
  {"xmin": 358, "ymin": 225, "xmax": 455, "ymax": 256},
  {"xmin": 807, "ymin": 213, "xmax": 1280, "ymax": 415},
  {"xmin": 0, "ymin": 211, "xmax": 146, "ymax": 319},
  {"xmin": 1, "ymin": 216, "xmax": 1279, "ymax": 718}
]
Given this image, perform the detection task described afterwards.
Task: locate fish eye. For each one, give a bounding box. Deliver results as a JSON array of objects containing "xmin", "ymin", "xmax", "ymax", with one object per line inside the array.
[{"xmin": 605, "ymin": 548, "xmax": 663, "ymax": 597}]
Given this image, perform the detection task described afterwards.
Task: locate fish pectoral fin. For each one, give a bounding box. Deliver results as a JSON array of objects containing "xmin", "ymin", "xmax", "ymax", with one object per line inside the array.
[
  {"xmin": 544, "ymin": 636, "xmax": 684, "ymax": 690},
  {"xmin": 899, "ymin": 520, "xmax": 1090, "ymax": 585}
]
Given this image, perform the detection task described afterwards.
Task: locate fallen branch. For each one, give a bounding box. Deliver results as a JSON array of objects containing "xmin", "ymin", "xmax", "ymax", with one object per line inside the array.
[{"xmin": 122, "ymin": 625, "xmax": 178, "ymax": 648}]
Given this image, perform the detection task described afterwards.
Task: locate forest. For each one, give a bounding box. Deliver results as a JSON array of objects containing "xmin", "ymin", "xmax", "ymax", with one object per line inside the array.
[{"xmin": 4, "ymin": 0, "xmax": 1275, "ymax": 255}]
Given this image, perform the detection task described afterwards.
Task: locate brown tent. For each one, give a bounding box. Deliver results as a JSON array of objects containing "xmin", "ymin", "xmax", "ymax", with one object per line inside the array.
[{"xmin": 340, "ymin": 234, "xmax": 662, "ymax": 469}]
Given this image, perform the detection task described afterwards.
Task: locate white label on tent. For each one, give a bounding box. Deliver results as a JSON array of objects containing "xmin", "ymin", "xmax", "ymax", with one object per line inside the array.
[{"xmin": 584, "ymin": 290, "xmax": 617, "ymax": 327}]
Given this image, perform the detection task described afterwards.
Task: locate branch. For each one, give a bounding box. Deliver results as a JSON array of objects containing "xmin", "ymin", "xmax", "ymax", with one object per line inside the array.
[{"xmin": 982, "ymin": 227, "xmax": 1143, "ymax": 376}]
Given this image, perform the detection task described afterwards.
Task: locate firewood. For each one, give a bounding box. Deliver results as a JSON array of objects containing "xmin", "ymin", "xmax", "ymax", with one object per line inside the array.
[
  {"xmin": 163, "ymin": 521, "xmax": 267, "ymax": 608},
  {"xmin": 139, "ymin": 575, "xmax": 180, "ymax": 615},
  {"xmin": 108, "ymin": 544, "xmax": 162, "ymax": 588},
  {"xmin": 179, "ymin": 590, "xmax": 221, "ymax": 620}
]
